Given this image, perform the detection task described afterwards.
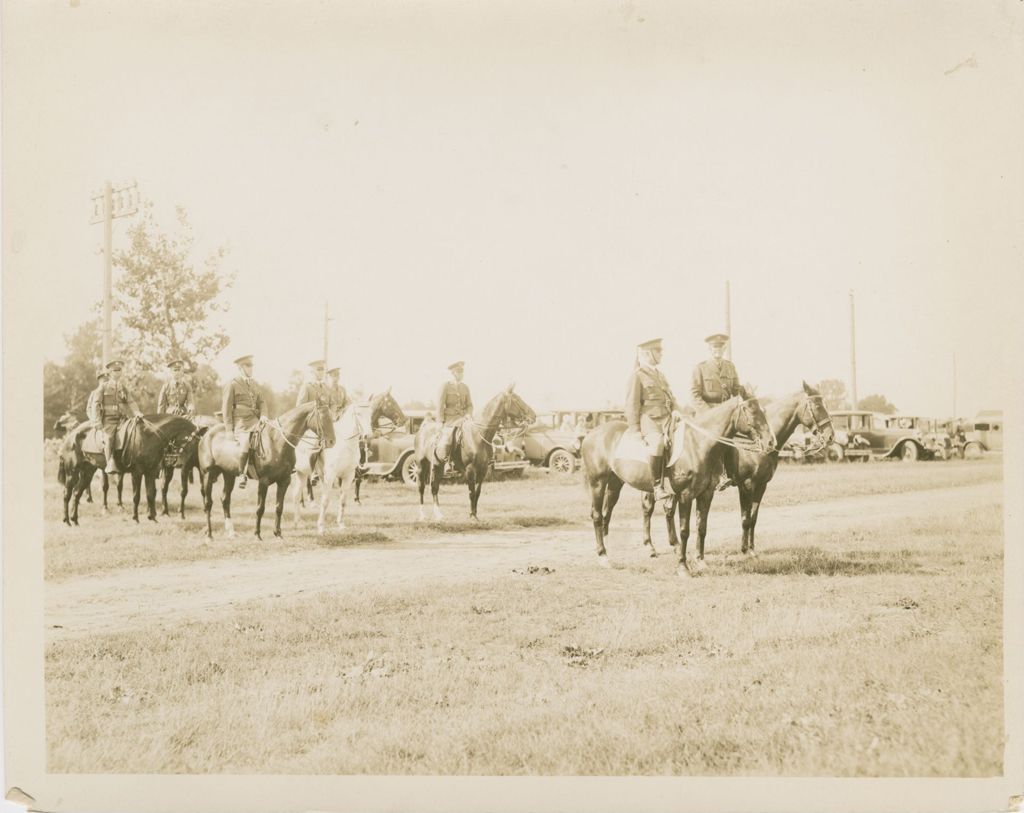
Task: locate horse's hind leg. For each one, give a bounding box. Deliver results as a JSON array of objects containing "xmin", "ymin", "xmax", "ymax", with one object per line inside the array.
[
  {"xmin": 117, "ymin": 473, "xmax": 125, "ymax": 508},
  {"xmin": 640, "ymin": 492, "xmax": 657, "ymax": 556},
  {"xmin": 254, "ymin": 480, "xmax": 269, "ymax": 540},
  {"xmin": 202, "ymin": 470, "xmax": 218, "ymax": 539},
  {"xmin": 336, "ymin": 472, "xmax": 354, "ymax": 529},
  {"xmin": 416, "ymin": 458, "xmax": 430, "ymax": 521},
  {"xmin": 221, "ymin": 476, "xmax": 237, "ymax": 538},
  {"xmin": 62, "ymin": 470, "xmax": 75, "ymax": 526},
  {"xmin": 693, "ymin": 490, "xmax": 713, "ymax": 571},
  {"xmin": 316, "ymin": 476, "xmax": 332, "ymax": 536},
  {"xmin": 293, "ymin": 472, "xmax": 306, "ymax": 530},
  {"xmin": 601, "ymin": 474, "xmax": 624, "ymax": 537},
  {"xmin": 160, "ymin": 465, "xmax": 172, "ymax": 515},
  {"xmin": 72, "ymin": 474, "xmax": 89, "ymax": 526},
  {"xmin": 179, "ymin": 465, "xmax": 190, "ymax": 520},
  {"xmin": 145, "ymin": 471, "xmax": 159, "ymax": 521},
  {"xmin": 587, "ymin": 471, "xmax": 610, "ymax": 563},
  {"xmin": 466, "ymin": 467, "xmax": 478, "ymax": 520},
  {"xmin": 677, "ymin": 498, "xmax": 694, "ymax": 577},
  {"xmin": 273, "ymin": 478, "xmax": 288, "ymax": 538},
  {"xmin": 430, "ymin": 463, "xmax": 445, "ymax": 521},
  {"xmin": 131, "ymin": 471, "xmax": 143, "ymax": 523},
  {"xmin": 738, "ymin": 487, "xmax": 753, "ymax": 555},
  {"xmin": 747, "ymin": 482, "xmax": 768, "ymax": 557}
]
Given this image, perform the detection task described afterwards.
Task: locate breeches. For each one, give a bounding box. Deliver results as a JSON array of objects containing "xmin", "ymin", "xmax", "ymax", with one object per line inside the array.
[
  {"xmin": 639, "ymin": 415, "xmax": 669, "ymax": 455},
  {"xmin": 233, "ymin": 427, "xmax": 253, "ymax": 453}
]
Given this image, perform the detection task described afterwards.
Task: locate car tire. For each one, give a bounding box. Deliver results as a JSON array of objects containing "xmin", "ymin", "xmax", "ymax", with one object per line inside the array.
[
  {"xmin": 547, "ymin": 449, "xmax": 575, "ymax": 474},
  {"xmin": 899, "ymin": 441, "xmax": 920, "ymax": 462},
  {"xmin": 963, "ymin": 441, "xmax": 983, "ymax": 460},
  {"xmin": 826, "ymin": 442, "xmax": 845, "ymax": 463},
  {"xmin": 400, "ymin": 453, "xmax": 420, "ymax": 487}
]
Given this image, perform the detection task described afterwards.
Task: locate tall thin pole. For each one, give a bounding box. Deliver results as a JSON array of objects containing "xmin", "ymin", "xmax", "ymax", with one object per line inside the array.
[
  {"xmin": 849, "ymin": 290, "xmax": 858, "ymax": 408},
  {"xmin": 725, "ymin": 280, "xmax": 732, "ymax": 361},
  {"xmin": 102, "ymin": 181, "xmax": 113, "ymax": 366}
]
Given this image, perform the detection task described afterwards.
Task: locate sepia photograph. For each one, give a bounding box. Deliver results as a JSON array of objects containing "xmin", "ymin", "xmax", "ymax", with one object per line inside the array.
[{"xmin": 3, "ymin": 1, "xmax": 1023, "ymax": 811}]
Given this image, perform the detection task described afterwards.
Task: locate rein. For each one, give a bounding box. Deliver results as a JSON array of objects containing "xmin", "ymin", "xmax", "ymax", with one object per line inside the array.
[
  {"xmin": 678, "ymin": 398, "xmax": 770, "ymax": 453},
  {"xmin": 798, "ymin": 394, "xmax": 834, "ymax": 455}
]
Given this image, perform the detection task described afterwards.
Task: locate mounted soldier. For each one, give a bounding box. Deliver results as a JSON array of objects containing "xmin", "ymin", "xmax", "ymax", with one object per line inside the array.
[
  {"xmin": 435, "ymin": 360, "xmax": 473, "ymax": 461},
  {"xmin": 157, "ymin": 358, "xmax": 196, "ymax": 416},
  {"xmin": 326, "ymin": 366, "xmax": 350, "ymax": 421},
  {"xmin": 54, "ymin": 409, "xmax": 80, "ymax": 437},
  {"xmin": 298, "ymin": 360, "xmax": 338, "ymax": 485},
  {"xmin": 88, "ymin": 359, "xmax": 143, "ymax": 474},
  {"xmin": 691, "ymin": 333, "xmax": 741, "ymax": 411},
  {"xmin": 222, "ymin": 354, "xmax": 265, "ymax": 489},
  {"xmin": 625, "ymin": 338, "xmax": 676, "ymax": 502}
]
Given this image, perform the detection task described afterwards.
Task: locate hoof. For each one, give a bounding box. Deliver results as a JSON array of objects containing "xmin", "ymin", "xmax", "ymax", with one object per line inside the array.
[
  {"xmin": 649, "ymin": 549, "xmax": 658, "ymax": 558},
  {"xmin": 255, "ymin": 532, "xmax": 262, "ymax": 541},
  {"xmin": 693, "ymin": 558, "xmax": 707, "ymax": 572},
  {"xmin": 597, "ymin": 555, "xmax": 611, "ymax": 569},
  {"xmin": 677, "ymin": 567, "xmax": 691, "ymax": 579},
  {"xmin": 318, "ymin": 527, "xmax": 326, "ymax": 537},
  {"xmin": 336, "ymin": 523, "xmax": 346, "ymax": 531},
  {"xmin": 432, "ymin": 509, "xmax": 444, "ymax": 521},
  {"xmin": 273, "ymin": 530, "xmax": 282, "ymax": 539}
]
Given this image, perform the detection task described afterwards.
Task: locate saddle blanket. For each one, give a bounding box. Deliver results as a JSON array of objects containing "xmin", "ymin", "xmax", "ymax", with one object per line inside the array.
[
  {"xmin": 78, "ymin": 425, "xmax": 127, "ymax": 455},
  {"xmin": 611, "ymin": 430, "xmax": 651, "ymax": 464}
]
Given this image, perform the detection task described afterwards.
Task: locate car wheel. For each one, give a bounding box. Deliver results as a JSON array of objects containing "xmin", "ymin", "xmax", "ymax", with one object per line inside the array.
[
  {"xmin": 826, "ymin": 442, "xmax": 845, "ymax": 463},
  {"xmin": 963, "ymin": 441, "xmax": 983, "ymax": 460},
  {"xmin": 547, "ymin": 449, "xmax": 575, "ymax": 474},
  {"xmin": 400, "ymin": 454, "xmax": 420, "ymax": 486},
  {"xmin": 900, "ymin": 441, "xmax": 919, "ymax": 462}
]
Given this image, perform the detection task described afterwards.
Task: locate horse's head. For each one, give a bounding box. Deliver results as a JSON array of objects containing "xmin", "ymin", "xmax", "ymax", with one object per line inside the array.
[
  {"xmin": 734, "ymin": 386, "xmax": 775, "ymax": 453},
  {"xmin": 307, "ymin": 400, "xmax": 336, "ymax": 447},
  {"xmin": 799, "ymin": 380, "xmax": 834, "ymax": 445},
  {"xmin": 369, "ymin": 387, "xmax": 407, "ymax": 433},
  {"xmin": 499, "ymin": 383, "xmax": 536, "ymax": 428}
]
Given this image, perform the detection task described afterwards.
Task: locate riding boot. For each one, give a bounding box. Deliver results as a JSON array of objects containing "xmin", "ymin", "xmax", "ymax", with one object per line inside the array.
[
  {"xmin": 649, "ymin": 453, "xmax": 670, "ymax": 501},
  {"xmin": 309, "ymin": 451, "xmax": 320, "ymax": 487},
  {"xmin": 238, "ymin": 451, "xmax": 250, "ymax": 489}
]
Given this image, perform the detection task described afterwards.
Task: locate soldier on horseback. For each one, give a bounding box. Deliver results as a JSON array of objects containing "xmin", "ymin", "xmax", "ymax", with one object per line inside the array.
[
  {"xmin": 157, "ymin": 358, "xmax": 196, "ymax": 416},
  {"xmin": 625, "ymin": 338, "xmax": 676, "ymax": 502},
  {"xmin": 326, "ymin": 366, "xmax": 350, "ymax": 421},
  {"xmin": 296, "ymin": 360, "xmax": 330, "ymax": 411},
  {"xmin": 222, "ymin": 354, "xmax": 264, "ymax": 489},
  {"xmin": 88, "ymin": 359, "xmax": 143, "ymax": 474},
  {"xmin": 435, "ymin": 361, "xmax": 473, "ymax": 461},
  {"xmin": 691, "ymin": 333, "xmax": 741, "ymax": 411}
]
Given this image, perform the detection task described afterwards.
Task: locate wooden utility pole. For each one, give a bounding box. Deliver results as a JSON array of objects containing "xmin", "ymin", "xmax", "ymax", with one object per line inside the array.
[
  {"xmin": 90, "ymin": 180, "xmax": 139, "ymax": 365},
  {"xmin": 323, "ymin": 302, "xmax": 332, "ymax": 365},
  {"xmin": 725, "ymin": 280, "xmax": 732, "ymax": 361},
  {"xmin": 952, "ymin": 352, "xmax": 958, "ymax": 418},
  {"xmin": 849, "ymin": 290, "xmax": 858, "ymax": 408}
]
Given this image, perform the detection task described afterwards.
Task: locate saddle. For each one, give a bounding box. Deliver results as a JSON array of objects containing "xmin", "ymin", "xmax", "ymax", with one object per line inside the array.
[
  {"xmin": 79, "ymin": 423, "xmax": 131, "ymax": 455},
  {"xmin": 431, "ymin": 421, "xmax": 464, "ymax": 465}
]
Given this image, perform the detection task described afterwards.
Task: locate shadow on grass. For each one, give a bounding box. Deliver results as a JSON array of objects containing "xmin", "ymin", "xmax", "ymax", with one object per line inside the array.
[
  {"xmin": 319, "ymin": 531, "xmax": 394, "ymax": 548},
  {"xmin": 736, "ymin": 546, "xmax": 922, "ymax": 576}
]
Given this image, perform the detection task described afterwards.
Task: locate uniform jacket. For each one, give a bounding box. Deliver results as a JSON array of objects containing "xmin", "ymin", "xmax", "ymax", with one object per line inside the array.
[
  {"xmin": 691, "ymin": 358, "xmax": 739, "ymax": 409},
  {"xmin": 222, "ymin": 376, "xmax": 264, "ymax": 429},
  {"xmin": 625, "ymin": 365, "xmax": 675, "ymax": 430},
  {"xmin": 327, "ymin": 383, "xmax": 349, "ymax": 416},
  {"xmin": 296, "ymin": 379, "xmax": 328, "ymax": 409},
  {"xmin": 437, "ymin": 381, "xmax": 472, "ymax": 424},
  {"xmin": 157, "ymin": 378, "xmax": 196, "ymax": 415},
  {"xmin": 89, "ymin": 380, "xmax": 142, "ymax": 426}
]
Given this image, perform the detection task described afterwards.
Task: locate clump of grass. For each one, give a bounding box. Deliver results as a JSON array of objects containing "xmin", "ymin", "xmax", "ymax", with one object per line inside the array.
[{"xmin": 736, "ymin": 547, "xmax": 921, "ymax": 576}]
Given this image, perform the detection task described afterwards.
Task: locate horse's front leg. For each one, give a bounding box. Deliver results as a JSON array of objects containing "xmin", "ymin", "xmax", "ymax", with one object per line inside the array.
[
  {"xmin": 254, "ymin": 480, "xmax": 269, "ymax": 540},
  {"xmin": 466, "ymin": 467, "xmax": 478, "ymax": 520},
  {"xmin": 203, "ymin": 469, "xmax": 218, "ymax": 539},
  {"xmin": 179, "ymin": 465, "xmax": 190, "ymax": 520},
  {"xmin": 62, "ymin": 470, "xmax": 75, "ymax": 526},
  {"xmin": 101, "ymin": 471, "xmax": 110, "ymax": 513},
  {"xmin": 693, "ymin": 490, "xmax": 713, "ymax": 571},
  {"xmin": 316, "ymin": 473, "xmax": 332, "ymax": 536},
  {"xmin": 677, "ymin": 497, "xmax": 694, "ymax": 577},
  {"xmin": 662, "ymin": 493, "xmax": 680, "ymax": 553},
  {"xmin": 640, "ymin": 491, "xmax": 655, "ymax": 553},
  {"xmin": 71, "ymin": 473, "xmax": 88, "ymax": 526},
  {"xmin": 145, "ymin": 470, "xmax": 159, "ymax": 521},
  {"xmin": 588, "ymin": 474, "xmax": 610, "ymax": 564},
  {"xmin": 293, "ymin": 472, "xmax": 306, "ymax": 530},
  {"xmin": 738, "ymin": 487, "xmax": 753, "ymax": 555},
  {"xmin": 131, "ymin": 471, "xmax": 143, "ymax": 523},
  {"xmin": 747, "ymin": 482, "xmax": 768, "ymax": 557},
  {"xmin": 416, "ymin": 458, "xmax": 430, "ymax": 522},
  {"xmin": 274, "ymin": 477, "xmax": 288, "ymax": 538},
  {"xmin": 117, "ymin": 472, "xmax": 126, "ymax": 509},
  {"xmin": 221, "ymin": 475, "xmax": 236, "ymax": 538},
  {"xmin": 430, "ymin": 463, "xmax": 444, "ymax": 521}
]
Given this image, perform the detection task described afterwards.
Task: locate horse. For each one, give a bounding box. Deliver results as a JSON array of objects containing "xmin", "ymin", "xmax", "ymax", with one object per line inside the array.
[
  {"xmin": 413, "ymin": 384, "xmax": 536, "ymax": 521},
  {"xmin": 159, "ymin": 414, "xmax": 218, "ymax": 519},
  {"xmin": 581, "ymin": 390, "xmax": 774, "ymax": 574},
  {"xmin": 198, "ymin": 401, "xmax": 335, "ymax": 540},
  {"xmin": 293, "ymin": 390, "xmax": 406, "ymax": 534},
  {"xmin": 58, "ymin": 415, "xmax": 198, "ymax": 526},
  {"xmin": 718, "ymin": 381, "xmax": 834, "ymax": 557}
]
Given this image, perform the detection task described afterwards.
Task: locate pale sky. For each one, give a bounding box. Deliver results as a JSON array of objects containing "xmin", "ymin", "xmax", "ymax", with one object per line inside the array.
[{"xmin": 5, "ymin": 0, "xmax": 1023, "ymax": 417}]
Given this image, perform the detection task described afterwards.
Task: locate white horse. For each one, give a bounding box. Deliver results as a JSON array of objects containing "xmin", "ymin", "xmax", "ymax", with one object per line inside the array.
[{"xmin": 292, "ymin": 390, "xmax": 405, "ymax": 535}]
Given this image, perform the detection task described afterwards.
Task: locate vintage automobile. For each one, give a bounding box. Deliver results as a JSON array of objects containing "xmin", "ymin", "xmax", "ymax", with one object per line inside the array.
[
  {"xmin": 954, "ymin": 411, "xmax": 1003, "ymax": 458},
  {"xmin": 885, "ymin": 415, "xmax": 953, "ymax": 460},
  {"xmin": 826, "ymin": 410, "xmax": 933, "ymax": 462},
  {"xmin": 778, "ymin": 426, "xmax": 828, "ymax": 463},
  {"xmin": 361, "ymin": 410, "xmax": 529, "ymax": 486},
  {"xmin": 522, "ymin": 409, "xmax": 626, "ymax": 473}
]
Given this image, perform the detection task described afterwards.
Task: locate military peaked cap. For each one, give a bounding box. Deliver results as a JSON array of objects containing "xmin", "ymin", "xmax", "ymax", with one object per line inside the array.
[
  {"xmin": 448, "ymin": 361, "xmax": 465, "ymax": 371},
  {"xmin": 704, "ymin": 333, "xmax": 730, "ymax": 345},
  {"xmin": 105, "ymin": 359, "xmax": 125, "ymax": 371},
  {"xmin": 233, "ymin": 354, "xmax": 254, "ymax": 365},
  {"xmin": 308, "ymin": 359, "xmax": 326, "ymax": 370},
  {"xmin": 327, "ymin": 367, "xmax": 340, "ymax": 375},
  {"xmin": 637, "ymin": 338, "xmax": 663, "ymax": 351},
  {"xmin": 167, "ymin": 358, "xmax": 184, "ymax": 370}
]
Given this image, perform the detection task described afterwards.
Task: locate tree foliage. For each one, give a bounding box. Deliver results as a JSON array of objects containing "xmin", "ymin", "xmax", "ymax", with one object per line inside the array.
[
  {"xmin": 113, "ymin": 203, "xmax": 233, "ymax": 371},
  {"xmin": 857, "ymin": 393, "xmax": 898, "ymax": 415},
  {"xmin": 816, "ymin": 378, "xmax": 851, "ymax": 411}
]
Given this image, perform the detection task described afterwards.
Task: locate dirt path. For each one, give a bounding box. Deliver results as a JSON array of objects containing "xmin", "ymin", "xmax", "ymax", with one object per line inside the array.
[{"xmin": 45, "ymin": 481, "xmax": 1000, "ymax": 641}]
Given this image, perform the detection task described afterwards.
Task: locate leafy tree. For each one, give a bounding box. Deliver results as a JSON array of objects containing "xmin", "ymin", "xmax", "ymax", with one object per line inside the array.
[
  {"xmin": 817, "ymin": 378, "xmax": 851, "ymax": 411},
  {"xmin": 857, "ymin": 394, "xmax": 898, "ymax": 415},
  {"xmin": 43, "ymin": 319, "xmax": 109, "ymax": 436},
  {"xmin": 112, "ymin": 203, "xmax": 233, "ymax": 372}
]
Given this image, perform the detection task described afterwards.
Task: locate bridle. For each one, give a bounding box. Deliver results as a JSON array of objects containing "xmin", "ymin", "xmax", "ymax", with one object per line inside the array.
[
  {"xmin": 799, "ymin": 394, "xmax": 834, "ymax": 454},
  {"xmin": 467, "ymin": 393, "xmax": 534, "ymax": 451},
  {"xmin": 678, "ymin": 396, "xmax": 774, "ymax": 454},
  {"xmin": 270, "ymin": 403, "xmax": 331, "ymax": 452}
]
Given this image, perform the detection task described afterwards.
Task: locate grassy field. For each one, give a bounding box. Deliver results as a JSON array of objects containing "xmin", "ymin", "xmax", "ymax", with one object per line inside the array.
[
  {"xmin": 44, "ymin": 456, "xmax": 1002, "ymax": 580},
  {"xmin": 44, "ymin": 458, "xmax": 1004, "ymax": 776}
]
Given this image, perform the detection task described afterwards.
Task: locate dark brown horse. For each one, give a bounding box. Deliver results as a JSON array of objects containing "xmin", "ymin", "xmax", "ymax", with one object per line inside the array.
[
  {"xmin": 198, "ymin": 401, "xmax": 335, "ymax": 540},
  {"xmin": 58, "ymin": 415, "xmax": 197, "ymax": 526},
  {"xmin": 719, "ymin": 381, "xmax": 834, "ymax": 557},
  {"xmin": 160, "ymin": 414, "xmax": 218, "ymax": 519},
  {"xmin": 413, "ymin": 384, "xmax": 535, "ymax": 521},
  {"xmin": 581, "ymin": 391, "xmax": 774, "ymax": 574}
]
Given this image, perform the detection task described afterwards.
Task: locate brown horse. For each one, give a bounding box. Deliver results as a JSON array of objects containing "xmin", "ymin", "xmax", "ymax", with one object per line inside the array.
[
  {"xmin": 58, "ymin": 415, "xmax": 197, "ymax": 526},
  {"xmin": 413, "ymin": 384, "xmax": 535, "ymax": 521},
  {"xmin": 719, "ymin": 381, "xmax": 834, "ymax": 557},
  {"xmin": 581, "ymin": 391, "xmax": 774, "ymax": 574},
  {"xmin": 198, "ymin": 401, "xmax": 335, "ymax": 540},
  {"xmin": 160, "ymin": 414, "xmax": 218, "ymax": 519}
]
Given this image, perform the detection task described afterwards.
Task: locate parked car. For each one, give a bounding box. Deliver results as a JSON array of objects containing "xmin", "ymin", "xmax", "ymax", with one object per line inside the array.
[
  {"xmin": 522, "ymin": 410, "xmax": 626, "ymax": 473},
  {"xmin": 826, "ymin": 410, "xmax": 932, "ymax": 461},
  {"xmin": 952, "ymin": 411, "xmax": 1003, "ymax": 458},
  {"xmin": 778, "ymin": 426, "xmax": 828, "ymax": 463},
  {"xmin": 361, "ymin": 410, "xmax": 529, "ymax": 487},
  {"xmin": 885, "ymin": 415, "xmax": 952, "ymax": 460}
]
